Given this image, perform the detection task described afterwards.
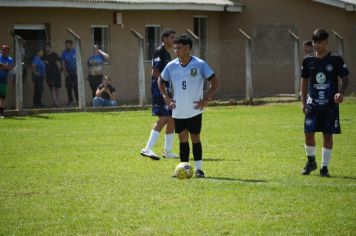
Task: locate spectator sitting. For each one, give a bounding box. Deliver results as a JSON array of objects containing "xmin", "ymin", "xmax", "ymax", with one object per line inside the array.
[{"xmin": 93, "ymin": 75, "xmax": 117, "ymax": 108}]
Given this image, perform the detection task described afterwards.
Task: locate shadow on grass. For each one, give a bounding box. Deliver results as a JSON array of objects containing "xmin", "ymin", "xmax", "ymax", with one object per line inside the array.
[
  {"xmin": 331, "ymin": 175, "xmax": 356, "ymax": 181},
  {"xmin": 205, "ymin": 176, "xmax": 267, "ymax": 183},
  {"xmin": 29, "ymin": 114, "xmax": 51, "ymax": 119},
  {"xmin": 204, "ymin": 158, "xmax": 225, "ymax": 162}
]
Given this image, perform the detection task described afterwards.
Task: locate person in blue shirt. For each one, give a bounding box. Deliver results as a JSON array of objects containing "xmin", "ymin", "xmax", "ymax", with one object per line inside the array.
[
  {"xmin": 300, "ymin": 29, "xmax": 350, "ymax": 177},
  {"xmin": 61, "ymin": 40, "xmax": 77, "ymax": 107},
  {"xmin": 87, "ymin": 44, "xmax": 109, "ymax": 98},
  {"xmin": 31, "ymin": 49, "xmax": 46, "ymax": 108},
  {"xmin": 0, "ymin": 45, "xmax": 14, "ymax": 118},
  {"xmin": 140, "ymin": 29, "xmax": 179, "ymax": 160}
]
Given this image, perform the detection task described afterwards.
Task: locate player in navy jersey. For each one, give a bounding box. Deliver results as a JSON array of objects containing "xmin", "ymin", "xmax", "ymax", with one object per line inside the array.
[
  {"xmin": 300, "ymin": 29, "xmax": 349, "ymax": 177},
  {"xmin": 158, "ymin": 34, "xmax": 218, "ymax": 178},
  {"xmin": 140, "ymin": 29, "xmax": 179, "ymax": 160}
]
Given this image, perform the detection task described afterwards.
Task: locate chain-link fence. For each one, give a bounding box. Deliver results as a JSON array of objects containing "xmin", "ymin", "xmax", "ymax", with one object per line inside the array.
[{"xmin": 6, "ymin": 32, "xmax": 308, "ymax": 112}]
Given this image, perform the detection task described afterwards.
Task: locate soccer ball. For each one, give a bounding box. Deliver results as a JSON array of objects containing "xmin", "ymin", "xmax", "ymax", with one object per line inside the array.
[{"xmin": 175, "ymin": 162, "xmax": 193, "ymax": 179}]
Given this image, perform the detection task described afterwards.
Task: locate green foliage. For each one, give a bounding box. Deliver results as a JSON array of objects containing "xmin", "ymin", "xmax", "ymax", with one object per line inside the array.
[{"xmin": 0, "ymin": 101, "xmax": 355, "ymax": 235}]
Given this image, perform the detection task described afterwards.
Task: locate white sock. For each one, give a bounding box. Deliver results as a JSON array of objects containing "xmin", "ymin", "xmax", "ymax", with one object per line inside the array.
[
  {"xmin": 321, "ymin": 147, "xmax": 332, "ymax": 167},
  {"xmin": 305, "ymin": 145, "xmax": 316, "ymax": 157},
  {"xmin": 145, "ymin": 130, "xmax": 160, "ymax": 150},
  {"xmin": 164, "ymin": 133, "xmax": 174, "ymax": 152},
  {"xmin": 195, "ymin": 160, "xmax": 202, "ymax": 171}
]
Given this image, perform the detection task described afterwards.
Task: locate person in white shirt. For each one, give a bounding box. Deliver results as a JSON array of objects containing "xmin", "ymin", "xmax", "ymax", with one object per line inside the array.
[{"xmin": 158, "ymin": 34, "xmax": 218, "ymax": 178}]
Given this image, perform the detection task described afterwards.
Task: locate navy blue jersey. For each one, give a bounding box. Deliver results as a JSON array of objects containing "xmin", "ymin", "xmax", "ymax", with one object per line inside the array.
[
  {"xmin": 301, "ymin": 52, "xmax": 349, "ymax": 107},
  {"xmin": 151, "ymin": 44, "xmax": 171, "ymax": 97}
]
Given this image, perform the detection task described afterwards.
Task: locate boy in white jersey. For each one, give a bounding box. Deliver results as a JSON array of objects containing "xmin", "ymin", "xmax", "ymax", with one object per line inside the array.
[{"xmin": 158, "ymin": 34, "xmax": 218, "ymax": 178}]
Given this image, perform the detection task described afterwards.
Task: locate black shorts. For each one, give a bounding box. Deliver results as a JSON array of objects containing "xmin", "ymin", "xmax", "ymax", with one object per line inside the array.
[
  {"xmin": 152, "ymin": 96, "xmax": 172, "ymax": 116},
  {"xmin": 304, "ymin": 104, "xmax": 341, "ymax": 134},
  {"xmin": 174, "ymin": 114, "xmax": 202, "ymax": 134}
]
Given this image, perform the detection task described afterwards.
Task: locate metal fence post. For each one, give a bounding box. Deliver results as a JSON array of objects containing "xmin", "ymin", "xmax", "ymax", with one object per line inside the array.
[
  {"xmin": 330, "ymin": 29, "xmax": 344, "ymax": 57},
  {"xmin": 67, "ymin": 28, "xmax": 86, "ymax": 110},
  {"xmin": 238, "ymin": 29, "xmax": 253, "ymax": 102},
  {"xmin": 130, "ymin": 29, "xmax": 146, "ymax": 106},
  {"xmin": 186, "ymin": 29, "xmax": 200, "ymax": 57},
  {"xmin": 14, "ymin": 35, "xmax": 24, "ymax": 113},
  {"xmin": 288, "ymin": 29, "xmax": 300, "ymax": 100}
]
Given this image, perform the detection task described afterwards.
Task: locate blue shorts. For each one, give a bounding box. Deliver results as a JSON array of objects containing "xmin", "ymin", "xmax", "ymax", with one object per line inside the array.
[
  {"xmin": 304, "ymin": 104, "xmax": 341, "ymax": 134},
  {"xmin": 152, "ymin": 96, "xmax": 171, "ymax": 116}
]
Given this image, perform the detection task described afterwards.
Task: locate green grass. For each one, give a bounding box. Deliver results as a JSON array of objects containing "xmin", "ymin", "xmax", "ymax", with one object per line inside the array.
[{"xmin": 1, "ymin": 101, "xmax": 355, "ymax": 235}]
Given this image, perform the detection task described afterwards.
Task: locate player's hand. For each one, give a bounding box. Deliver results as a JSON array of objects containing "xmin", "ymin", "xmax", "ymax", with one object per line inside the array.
[
  {"xmin": 301, "ymin": 104, "xmax": 306, "ymax": 114},
  {"xmin": 334, "ymin": 93, "xmax": 344, "ymax": 104},
  {"xmin": 194, "ymin": 99, "xmax": 208, "ymax": 110},
  {"xmin": 163, "ymin": 95, "xmax": 176, "ymax": 109}
]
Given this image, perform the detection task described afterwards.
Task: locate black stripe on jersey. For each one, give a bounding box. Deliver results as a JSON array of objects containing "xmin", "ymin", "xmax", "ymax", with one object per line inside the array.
[{"xmin": 207, "ymin": 73, "xmax": 215, "ymax": 81}]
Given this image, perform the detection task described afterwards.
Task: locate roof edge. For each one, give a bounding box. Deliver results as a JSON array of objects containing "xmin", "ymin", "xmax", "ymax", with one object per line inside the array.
[{"xmin": 0, "ymin": 0, "xmax": 244, "ymax": 12}]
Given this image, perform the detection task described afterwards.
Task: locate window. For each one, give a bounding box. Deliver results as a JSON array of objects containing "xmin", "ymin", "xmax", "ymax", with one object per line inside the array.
[
  {"xmin": 91, "ymin": 25, "xmax": 109, "ymax": 53},
  {"xmin": 193, "ymin": 17, "xmax": 208, "ymax": 60},
  {"xmin": 145, "ymin": 25, "xmax": 161, "ymax": 60}
]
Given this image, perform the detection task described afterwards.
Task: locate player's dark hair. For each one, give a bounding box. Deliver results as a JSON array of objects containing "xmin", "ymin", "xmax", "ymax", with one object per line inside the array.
[
  {"xmin": 161, "ymin": 29, "xmax": 176, "ymax": 41},
  {"xmin": 174, "ymin": 34, "xmax": 193, "ymax": 49},
  {"xmin": 303, "ymin": 40, "xmax": 312, "ymax": 47},
  {"xmin": 312, "ymin": 29, "xmax": 329, "ymax": 42},
  {"xmin": 65, "ymin": 39, "xmax": 73, "ymax": 44}
]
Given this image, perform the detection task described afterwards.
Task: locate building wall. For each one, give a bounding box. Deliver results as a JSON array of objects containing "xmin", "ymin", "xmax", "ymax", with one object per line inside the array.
[
  {"xmin": 222, "ymin": 0, "xmax": 356, "ymax": 96},
  {"xmin": 0, "ymin": 2, "xmax": 354, "ymax": 108}
]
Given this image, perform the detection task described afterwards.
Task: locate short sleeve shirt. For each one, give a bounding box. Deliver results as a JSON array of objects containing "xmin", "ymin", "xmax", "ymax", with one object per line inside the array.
[
  {"xmin": 301, "ymin": 52, "xmax": 349, "ymax": 107},
  {"xmin": 61, "ymin": 48, "xmax": 77, "ymax": 73},
  {"xmin": 0, "ymin": 54, "xmax": 14, "ymax": 84},
  {"xmin": 32, "ymin": 56, "xmax": 46, "ymax": 77},
  {"xmin": 87, "ymin": 54, "xmax": 106, "ymax": 75},
  {"xmin": 161, "ymin": 56, "xmax": 215, "ymax": 119}
]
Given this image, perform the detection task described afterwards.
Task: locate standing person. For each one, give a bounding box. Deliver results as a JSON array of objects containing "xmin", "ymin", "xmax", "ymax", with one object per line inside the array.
[
  {"xmin": 303, "ymin": 40, "xmax": 313, "ymax": 55},
  {"xmin": 61, "ymin": 40, "xmax": 78, "ymax": 107},
  {"xmin": 0, "ymin": 45, "xmax": 14, "ymax": 118},
  {"xmin": 92, "ymin": 75, "xmax": 117, "ymax": 107},
  {"xmin": 87, "ymin": 44, "xmax": 109, "ymax": 98},
  {"xmin": 300, "ymin": 29, "xmax": 349, "ymax": 177},
  {"xmin": 158, "ymin": 34, "xmax": 219, "ymax": 178},
  {"xmin": 43, "ymin": 42, "xmax": 62, "ymax": 107},
  {"xmin": 31, "ymin": 49, "xmax": 46, "ymax": 108},
  {"xmin": 140, "ymin": 29, "xmax": 179, "ymax": 160}
]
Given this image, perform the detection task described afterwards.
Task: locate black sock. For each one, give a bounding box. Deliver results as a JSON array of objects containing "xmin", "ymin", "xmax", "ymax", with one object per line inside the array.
[
  {"xmin": 307, "ymin": 155, "xmax": 316, "ymax": 162},
  {"xmin": 180, "ymin": 142, "xmax": 190, "ymax": 162},
  {"xmin": 193, "ymin": 142, "xmax": 202, "ymax": 161},
  {"xmin": 0, "ymin": 107, "xmax": 4, "ymax": 115}
]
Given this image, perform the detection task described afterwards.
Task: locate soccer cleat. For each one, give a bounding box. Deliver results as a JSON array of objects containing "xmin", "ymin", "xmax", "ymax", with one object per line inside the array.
[
  {"xmin": 140, "ymin": 148, "xmax": 160, "ymax": 160},
  {"xmin": 0, "ymin": 115, "xmax": 4, "ymax": 119},
  {"xmin": 162, "ymin": 150, "xmax": 179, "ymax": 159},
  {"xmin": 320, "ymin": 166, "xmax": 330, "ymax": 177},
  {"xmin": 194, "ymin": 169, "xmax": 205, "ymax": 178},
  {"xmin": 301, "ymin": 160, "xmax": 317, "ymax": 175}
]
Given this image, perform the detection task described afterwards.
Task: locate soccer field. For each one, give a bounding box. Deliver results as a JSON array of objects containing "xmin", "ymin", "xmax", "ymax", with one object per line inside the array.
[{"xmin": 1, "ymin": 101, "xmax": 355, "ymax": 235}]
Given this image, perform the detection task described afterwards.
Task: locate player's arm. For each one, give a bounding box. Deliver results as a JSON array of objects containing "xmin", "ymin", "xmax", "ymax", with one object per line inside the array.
[
  {"xmin": 300, "ymin": 78, "xmax": 308, "ymax": 113},
  {"xmin": 158, "ymin": 76, "xmax": 175, "ymax": 109},
  {"xmin": 152, "ymin": 68, "xmax": 160, "ymax": 79},
  {"xmin": 334, "ymin": 76, "xmax": 349, "ymax": 104},
  {"xmin": 194, "ymin": 74, "xmax": 218, "ymax": 110},
  {"xmin": 99, "ymin": 50, "xmax": 109, "ymax": 61}
]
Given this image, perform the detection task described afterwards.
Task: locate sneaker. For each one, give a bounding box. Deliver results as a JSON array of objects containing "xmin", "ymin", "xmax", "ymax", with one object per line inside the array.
[
  {"xmin": 320, "ymin": 166, "xmax": 330, "ymax": 177},
  {"xmin": 301, "ymin": 160, "xmax": 317, "ymax": 175},
  {"xmin": 140, "ymin": 148, "xmax": 160, "ymax": 160},
  {"xmin": 162, "ymin": 150, "xmax": 179, "ymax": 159},
  {"xmin": 195, "ymin": 169, "xmax": 205, "ymax": 178},
  {"xmin": 0, "ymin": 115, "xmax": 4, "ymax": 119}
]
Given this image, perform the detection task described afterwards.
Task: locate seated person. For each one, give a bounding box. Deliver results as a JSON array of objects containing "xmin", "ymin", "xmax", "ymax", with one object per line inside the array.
[{"xmin": 93, "ymin": 75, "xmax": 118, "ymax": 107}]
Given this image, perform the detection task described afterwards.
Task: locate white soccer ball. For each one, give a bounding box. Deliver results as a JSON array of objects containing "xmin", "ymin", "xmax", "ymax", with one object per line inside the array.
[{"xmin": 175, "ymin": 162, "xmax": 193, "ymax": 179}]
